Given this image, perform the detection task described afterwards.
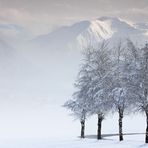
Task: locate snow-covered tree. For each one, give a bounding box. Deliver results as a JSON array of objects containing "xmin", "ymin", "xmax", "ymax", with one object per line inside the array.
[
  {"xmin": 64, "ymin": 99, "xmax": 87, "ymax": 138},
  {"xmin": 84, "ymin": 42, "xmax": 113, "ymax": 139},
  {"xmin": 64, "ymin": 39, "xmax": 148, "ymax": 143},
  {"xmin": 109, "ymin": 40, "xmax": 136, "ymax": 141},
  {"xmin": 64, "ymin": 47, "xmax": 94, "ymax": 138},
  {"xmin": 141, "ymin": 43, "xmax": 148, "ymax": 143},
  {"xmin": 129, "ymin": 43, "xmax": 148, "ymax": 143},
  {"xmin": 64, "ymin": 42, "xmax": 113, "ymax": 139}
]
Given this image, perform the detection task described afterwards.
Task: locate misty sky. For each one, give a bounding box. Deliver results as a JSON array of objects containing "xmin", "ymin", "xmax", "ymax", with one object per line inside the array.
[{"xmin": 0, "ymin": 0, "xmax": 148, "ymax": 35}]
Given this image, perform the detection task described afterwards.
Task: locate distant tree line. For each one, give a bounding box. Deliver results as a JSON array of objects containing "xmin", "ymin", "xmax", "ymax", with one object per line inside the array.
[{"xmin": 64, "ymin": 40, "xmax": 148, "ymax": 143}]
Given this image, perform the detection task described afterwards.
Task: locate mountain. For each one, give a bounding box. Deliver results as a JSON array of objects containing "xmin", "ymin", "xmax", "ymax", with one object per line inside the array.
[
  {"xmin": 0, "ymin": 23, "xmax": 31, "ymax": 48},
  {"xmin": 1, "ymin": 17, "xmax": 148, "ymax": 108},
  {"xmin": 31, "ymin": 17, "xmax": 148, "ymax": 52}
]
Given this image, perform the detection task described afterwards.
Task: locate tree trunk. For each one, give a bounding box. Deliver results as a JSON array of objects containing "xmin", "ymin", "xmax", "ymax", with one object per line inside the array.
[
  {"xmin": 145, "ymin": 112, "xmax": 148, "ymax": 143},
  {"xmin": 118, "ymin": 108, "xmax": 123, "ymax": 141},
  {"xmin": 97, "ymin": 114, "xmax": 103, "ymax": 140},
  {"xmin": 81, "ymin": 120, "xmax": 85, "ymax": 138}
]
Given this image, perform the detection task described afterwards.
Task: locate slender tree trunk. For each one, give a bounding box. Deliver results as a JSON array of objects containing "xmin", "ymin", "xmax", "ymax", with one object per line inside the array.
[
  {"xmin": 81, "ymin": 120, "xmax": 85, "ymax": 138},
  {"xmin": 145, "ymin": 112, "xmax": 148, "ymax": 143},
  {"xmin": 118, "ymin": 108, "xmax": 123, "ymax": 141},
  {"xmin": 97, "ymin": 114, "xmax": 103, "ymax": 140}
]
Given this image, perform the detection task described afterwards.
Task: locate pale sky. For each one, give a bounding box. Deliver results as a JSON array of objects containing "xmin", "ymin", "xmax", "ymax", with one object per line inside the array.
[{"xmin": 0, "ymin": 0, "xmax": 148, "ymax": 35}]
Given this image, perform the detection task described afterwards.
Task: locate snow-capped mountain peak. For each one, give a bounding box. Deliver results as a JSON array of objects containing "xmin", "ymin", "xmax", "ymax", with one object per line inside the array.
[
  {"xmin": 77, "ymin": 19, "xmax": 114, "ymax": 47},
  {"xmin": 31, "ymin": 17, "xmax": 148, "ymax": 51}
]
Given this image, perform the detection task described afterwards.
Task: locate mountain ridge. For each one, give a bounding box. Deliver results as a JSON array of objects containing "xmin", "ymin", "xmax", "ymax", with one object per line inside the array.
[{"xmin": 31, "ymin": 17, "xmax": 148, "ymax": 51}]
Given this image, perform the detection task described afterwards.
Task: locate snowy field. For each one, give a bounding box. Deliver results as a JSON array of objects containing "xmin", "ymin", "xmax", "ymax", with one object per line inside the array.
[
  {"xmin": 0, "ymin": 104, "xmax": 147, "ymax": 148},
  {"xmin": 0, "ymin": 132, "xmax": 147, "ymax": 148}
]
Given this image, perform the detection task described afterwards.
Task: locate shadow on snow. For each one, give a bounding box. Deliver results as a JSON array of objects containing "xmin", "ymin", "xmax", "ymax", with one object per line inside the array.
[{"xmin": 82, "ymin": 133, "xmax": 145, "ymax": 139}]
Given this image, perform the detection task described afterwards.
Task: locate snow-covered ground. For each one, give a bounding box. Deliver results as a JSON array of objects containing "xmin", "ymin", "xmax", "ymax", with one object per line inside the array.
[
  {"xmin": 0, "ymin": 132, "xmax": 147, "ymax": 148},
  {"xmin": 0, "ymin": 103, "xmax": 147, "ymax": 148}
]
